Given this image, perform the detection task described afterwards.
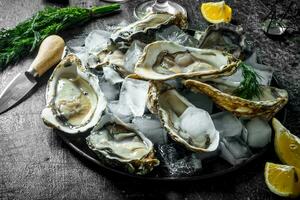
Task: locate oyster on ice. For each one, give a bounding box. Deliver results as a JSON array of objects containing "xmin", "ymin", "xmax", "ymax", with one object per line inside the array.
[
  {"xmin": 135, "ymin": 41, "xmax": 238, "ymax": 80},
  {"xmin": 41, "ymin": 54, "xmax": 106, "ymax": 134},
  {"xmin": 110, "ymin": 12, "xmax": 187, "ymax": 43},
  {"xmin": 148, "ymin": 82, "xmax": 219, "ymax": 152},
  {"xmin": 86, "ymin": 114, "xmax": 159, "ymax": 175},
  {"xmin": 198, "ymin": 23, "xmax": 251, "ymax": 59},
  {"xmin": 183, "ymin": 79, "xmax": 288, "ymax": 120}
]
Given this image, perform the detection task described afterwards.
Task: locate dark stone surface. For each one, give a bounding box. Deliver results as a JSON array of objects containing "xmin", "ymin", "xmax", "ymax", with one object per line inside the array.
[{"xmin": 0, "ymin": 0, "xmax": 299, "ymax": 199}]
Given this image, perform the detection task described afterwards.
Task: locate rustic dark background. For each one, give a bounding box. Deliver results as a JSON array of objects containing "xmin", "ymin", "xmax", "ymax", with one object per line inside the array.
[{"xmin": 0, "ymin": 0, "xmax": 299, "ymax": 199}]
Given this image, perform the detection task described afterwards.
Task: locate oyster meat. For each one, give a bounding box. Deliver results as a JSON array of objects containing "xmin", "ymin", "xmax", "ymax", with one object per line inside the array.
[
  {"xmin": 41, "ymin": 54, "xmax": 106, "ymax": 134},
  {"xmin": 135, "ymin": 41, "xmax": 238, "ymax": 80},
  {"xmin": 86, "ymin": 114, "xmax": 159, "ymax": 175},
  {"xmin": 110, "ymin": 12, "xmax": 187, "ymax": 43},
  {"xmin": 148, "ymin": 82, "xmax": 219, "ymax": 152},
  {"xmin": 183, "ymin": 79, "xmax": 288, "ymax": 120}
]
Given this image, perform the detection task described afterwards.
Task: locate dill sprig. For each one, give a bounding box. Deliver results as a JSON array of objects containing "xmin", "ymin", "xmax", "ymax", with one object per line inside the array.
[
  {"xmin": 0, "ymin": 4, "xmax": 120, "ymax": 71},
  {"xmin": 233, "ymin": 62, "xmax": 262, "ymax": 99}
]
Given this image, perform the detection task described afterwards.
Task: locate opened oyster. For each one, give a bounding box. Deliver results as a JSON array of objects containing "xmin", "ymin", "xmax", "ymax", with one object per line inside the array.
[
  {"xmin": 198, "ymin": 23, "xmax": 251, "ymax": 59},
  {"xmin": 135, "ymin": 41, "xmax": 238, "ymax": 80},
  {"xmin": 110, "ymin": 12, "xmax": 187, "ymax": 43},
  {"xmin": 148, "ymin": 82, "xmax": 219, "ymax": 152},
  {"xmin": 41, "ymin": 54, "xmax": 106, "ymax": 134},
  {"xmin": 183, "ymin": 79, "xmax": 288, "ymax": 120},
  {"xmin": 86, "ymin": 114, "xmax": 159, "ymax": 175}
]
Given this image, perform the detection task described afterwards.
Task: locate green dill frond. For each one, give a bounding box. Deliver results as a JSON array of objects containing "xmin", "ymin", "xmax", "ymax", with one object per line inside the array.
[
  {"xmin": 233, "ymin": 62, "xmax": 262, "ymax": 99},
  {"xmin": 0, "ymin": 4, "xmax": 120, "ymax": 71}
]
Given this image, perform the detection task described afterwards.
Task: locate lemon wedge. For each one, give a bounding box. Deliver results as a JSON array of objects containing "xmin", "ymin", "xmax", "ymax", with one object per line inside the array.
[
  {"xmin": 200, "ymin": 1, "xmax": 232, "ymax": 24},
  {"xmin": 273, "ymin": 118, "xmax": 300, "ymax": 168},
  {"xmin": 265, "ymin": 162, "xmax": 300, "ymax": 198}
]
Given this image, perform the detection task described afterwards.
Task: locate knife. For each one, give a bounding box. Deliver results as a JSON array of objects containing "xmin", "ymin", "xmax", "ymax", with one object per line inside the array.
[{"xmin": 0, "ymin": 35, "xmax": 65, "ymax": 114}]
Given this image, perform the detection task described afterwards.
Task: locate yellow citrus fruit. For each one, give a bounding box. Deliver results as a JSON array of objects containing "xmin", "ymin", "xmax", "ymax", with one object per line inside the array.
[
  {"xmin": 200, "ymin": 1, "xmax": 232, "ymax": 24},
  {"xmin": 272, "ymin": 118, "xmax": 300, "ymax": 168},
  {"xmin": 265, "ymin": 162, "xmax": 300, "ymax": 198}
]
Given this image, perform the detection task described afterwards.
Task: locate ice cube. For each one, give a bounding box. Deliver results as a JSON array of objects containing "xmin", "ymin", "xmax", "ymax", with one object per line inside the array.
[
  {"xmin": 85, "ymin": 30, "xmax": 111, "ymax": 54},
  {"xmin": 155, "ymin": 25, "xmax": 199, "ymax": 47},
  {"xmin": 99, "ymin": 79, "xmax": 120, "ymax": 101},
  {"xmin": 244, "ymin": 118, "xmax": 272, "ymax": 148},
  {"xmin": 124, "ymin": 40, "xmax": 146, "ymax": 73},
  {"xmin": 241, "ymin": 126, "xmax": 248, "ymax": 143},
  {"xmin": 107, "ymin": 101, "xmax": 133, "ymax": 123},
  {"xmin": 132, "ymin": 115, "xmax": 167, "ymax": 145},
  {"xmin": 179, "ymin": 107, "xmax": 217, "ymax": 148},
  {"xmin": 119, "ymin": 78, "xmax": 150, "ymax": 117},
  {"xmin": 157, "ymin": 143, "xmax": 202, "ymax": 176},
  {"xmin": 164, "ymin": 79, "xmax": 184, "ymax": 90},
  {"xmin": 212, "ymin": 112, "xmax": 243, "ymax": 137},
  {"xmin": 103, "ymin": 67, "xmax": 123, "ymax": 85},
  {"xmin": 220, "ymin": 137, "xmax": 252, "ymax": 165},
  {"xmin": 86, "ymin": 54, "xmax": 99, "ymax": 68},
  {"xmin": 220, "ymin": 67, "xmax": 243, "ymax": 84},
  {"xmin": 179, "ymin": 90, "xmax": 213, "ymax": 114},
  {"xmin": 245, "ymin": 51, "xmax": 273, "ymax": 86},
  {"xmin": 105, "ymin": 20, "xmax": 129, "ymax": 32}
]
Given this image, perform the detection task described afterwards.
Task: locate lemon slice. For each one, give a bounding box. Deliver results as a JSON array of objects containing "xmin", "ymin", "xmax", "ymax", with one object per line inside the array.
[
  {"xmin": 273, "ymin": 118, "xmax": 300, "ymax": 168},
  {"xmin": 265, "ymin": 162, "xmax": 300, "ymax": 198},
  {"xmin": 200, "ymin": 1, "xmax": 232, "ymax": 24}
]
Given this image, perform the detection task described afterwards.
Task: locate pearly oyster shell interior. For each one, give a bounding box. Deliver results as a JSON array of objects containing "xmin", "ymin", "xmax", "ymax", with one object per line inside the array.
[
  {"xmin": 86, "ymin": 114, "xmax": 159, "ymax": 175},
  {"xmin": 41, "ymin": 54, "xmax": 106, "ymax": 134},
  {"xmin": 135, "ymin": 41, "xmax": 238, "ymax": 80}
]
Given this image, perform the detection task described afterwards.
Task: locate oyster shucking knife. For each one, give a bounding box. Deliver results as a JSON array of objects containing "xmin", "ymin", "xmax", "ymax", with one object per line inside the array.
[{"xmin": 0, "ymin": 35, "xmax": 65, "ymax": 114}]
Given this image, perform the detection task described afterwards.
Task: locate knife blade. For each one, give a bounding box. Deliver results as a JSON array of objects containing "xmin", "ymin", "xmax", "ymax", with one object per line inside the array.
[{"xmin": 0, "ymin": 35, "xmax": 65, "ymax": 114}]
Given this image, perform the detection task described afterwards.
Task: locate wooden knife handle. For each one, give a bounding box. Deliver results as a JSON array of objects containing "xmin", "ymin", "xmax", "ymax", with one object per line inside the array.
[{"xmin": 28, "ymin": 35, "xmax": 65, "ymax": 77}]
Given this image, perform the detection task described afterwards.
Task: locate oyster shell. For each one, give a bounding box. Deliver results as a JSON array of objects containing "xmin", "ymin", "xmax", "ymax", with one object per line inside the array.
[
  {"xmin": 41, "ymin": 54, "xmax": 106, "ymax": 134},
  {"xmin": 183, "ymin": 79, "xmax": 288, "ymax": 120},
  {"xmin": 86, "ymin": 114, "xmax": 159, "ymax": 175},
  {"xmin": 148, "ymin": 82, "xmax": 219, "ymax": 152},
  {"xmin": 135, "ymin": 41, "xmax": 238, "ymax": 80},
  {"xmin": 110, "ymin": 12, "xmax": 187, "ymax": 43},
  {"xmin": 198, "ymin": 23, "xmax": 251, "ymax": 59}
]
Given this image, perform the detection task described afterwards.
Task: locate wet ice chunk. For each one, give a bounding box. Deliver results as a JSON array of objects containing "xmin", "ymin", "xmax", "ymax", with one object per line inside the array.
[
  {"xmin": 124, "ymin": 40, "xmax": 146, "ymax": 73},
  {"xmin": 119, "ymin": 78, "xmax": 149, "ymax": 117},
  {"xmin": 105, "ymin": 20, "xmax": 129, "ymax": 32},
  {"xmin": 99, "ymin": 79, "xmax": 120, "ymax": 101},
  {"xmin": 180, "ymin": 90, "xmax": 213, "ymax": 114},
  {"xmin": 157, "ymin": 144, "xmax": 202, "ymax": 176},
  {"xmin": 85, "ymin": 30, "xmax": 111, "ymax": 54},
  {"xmin": 220, "ymin": 137, "xmax": 252, "ymax": 165},
  {"xmin": 179, "ymin": 107, "xmax": 216, "ymax": 147},
  {"xmin": 103, "ymin": 67, "xmax": 123, "ymax": 85},
  {"xmin": 165, "ymin": 79, "xmax": 183, "ymax": 91},
  {"xmin": 245, "ymin": 51, "xmax": 273, "ymax": 86},
  {"xmin": 219, "ymin": 68, "xmax": 243, "ymax": 85},
  {"xmin": 86, "ymin": 54, "xmax": 99, "ymax": 68},
  {"xmin": 155, "ymin": 25, "xmax": 199, "ymax": 47},
  {"xmin": 107, "ymin": 101, "xmax": 132, "ymax": 123},
  {"xmin": 132, "ymin": 115, "xmax": 167, "ymax": 145},
  {"xmin": 212, "ymin": 112, "xmax": 243, "ymax": 137},
  {"xmin": 244, "ymin": 118, "xmax": 272, "ymax": 148}
]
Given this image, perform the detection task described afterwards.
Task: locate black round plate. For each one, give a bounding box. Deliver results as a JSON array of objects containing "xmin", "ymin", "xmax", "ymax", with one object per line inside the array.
[{"xmin": 56, "ymin": 77, "xmax": 287, "ymax": 182}]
